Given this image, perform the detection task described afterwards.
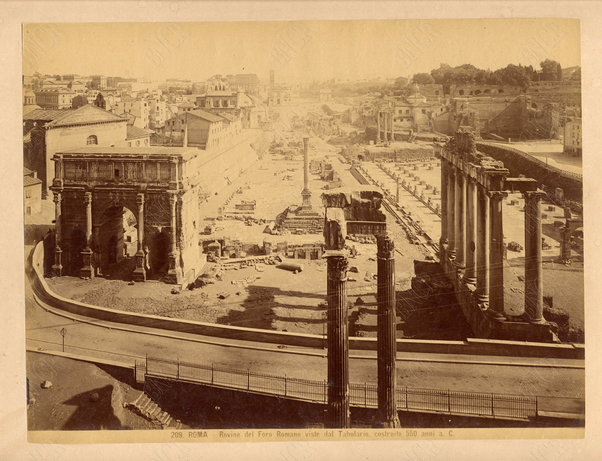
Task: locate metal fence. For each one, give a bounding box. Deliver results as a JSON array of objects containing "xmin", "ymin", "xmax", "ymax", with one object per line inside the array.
[{"xmin": 145, "ymin": 356, "xmax": 537, "ymax": 420}]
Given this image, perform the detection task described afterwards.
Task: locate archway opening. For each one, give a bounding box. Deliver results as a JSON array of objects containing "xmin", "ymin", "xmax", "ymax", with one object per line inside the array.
[
  {"xmin": 147, "ymin": 230, "xmax": 170, "ymax": 279},
  {"xmin": 68, "ymin": 228, "xmax": 86, "ymax": 275},
  {"xmin": 96, "ymin": 205, "xmax": 138, "ymax": 279}
]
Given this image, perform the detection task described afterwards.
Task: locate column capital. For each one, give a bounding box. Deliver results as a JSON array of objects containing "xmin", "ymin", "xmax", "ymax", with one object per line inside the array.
[
  {"xmin": 376, "ymin": 233, "xmax": 395, "ymax": 259},
  {"xmin": 523, "ymin": 190, "xmax": 547, "ymax": 202},
  {"xmin": 169, "ymin": 192, "xmax": 179, "ymax": 205},
  {"xmin": 53, "ymin": 192, "xmax": 62, "ymax": 203},
  {"xmin": 326, "ymin": 255, "xmax": 348, "ymax": 281},
  {"xmin": 136, "ymin": 192, "xmax": 145, "ymax": 206},
  {"xmin": 83, "ymin": 191, "xmax": 92, "ymax": 205},
  {"xmin": 487, "ymin": 190, "xmax": 508, "ymax": 201}
]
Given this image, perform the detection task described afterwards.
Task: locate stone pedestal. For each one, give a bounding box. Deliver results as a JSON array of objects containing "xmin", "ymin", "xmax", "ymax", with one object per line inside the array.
[
  {"xmin": 80, "ymin": 248, "xmax": 94, "ymax": 278},
  {"xmin": 376, "ymin": 234, "xmax": 400, "ymax": 428},
  {"xmin": 325, "ymin": 252, "xmax": 350, "ymax": 428}
]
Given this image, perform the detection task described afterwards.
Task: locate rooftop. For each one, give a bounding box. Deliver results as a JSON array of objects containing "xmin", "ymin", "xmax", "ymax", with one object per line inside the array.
[
  {"xmin": 126, "ymin": 125, "xmax": 151, "ymax": 140},
  {"xmin": 45, "ymin": 104, "xmax": 126, "ymax": 128},
  {"xmin": 59, "ymin": 145, "xmax": 202, "ymax": 161}
]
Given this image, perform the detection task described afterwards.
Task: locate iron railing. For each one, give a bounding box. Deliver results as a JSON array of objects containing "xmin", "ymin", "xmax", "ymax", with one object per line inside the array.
[{"xmin": 144, "ymin": 356, "xmax": 537, "ymax": 420}]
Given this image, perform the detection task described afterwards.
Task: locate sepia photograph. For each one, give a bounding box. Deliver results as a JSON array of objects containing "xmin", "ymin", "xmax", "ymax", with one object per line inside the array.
[{"xmin": 19, "ymin": 16, "xmax": 588, "ymax": 445}]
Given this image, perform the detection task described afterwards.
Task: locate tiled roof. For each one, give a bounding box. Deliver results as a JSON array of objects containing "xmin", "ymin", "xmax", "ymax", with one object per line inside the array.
[
  {"xmin": 45, "ymin": 104, "xmax": 126, "ymax": 128},
  {"xmin": 126, "ymin": 125, "xmax": 151, "ymax": 140},
  {"xmin": 186, "ymin": 109, "xmax": 224, "ymax": 123},
  {"xmin": 24, "ymin": 167, "xmax": 33, "ymax": 175},
  {"xmin": 24, "ymin": 175, "xmax": 42, "ymax": 187},
  {"xmin": 24, "ymin": 108, "xmax": 73, "ymax": 121}
]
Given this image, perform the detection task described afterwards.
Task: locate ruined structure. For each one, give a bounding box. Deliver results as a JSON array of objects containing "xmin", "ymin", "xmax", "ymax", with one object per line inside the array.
[
  {"xmin": 277, "ymin": 137, "xmax": 324, "ymax": 234},
  {"xmin": 49, "ymin": 146, "xmax": 208, "ymax": 285},
  {"xmin": 322, "ymin": 187, "xmax": 398, "ymax": 428},
  {"xmin": 438, "ymin": 128, "xmax": 556, "ymax": 341}
]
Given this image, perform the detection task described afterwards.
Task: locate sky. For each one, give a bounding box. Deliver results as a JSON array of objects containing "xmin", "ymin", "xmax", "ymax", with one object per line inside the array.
[{"xmin": 23, "ymin": 19, "xmax": 581, "ymax": 83}]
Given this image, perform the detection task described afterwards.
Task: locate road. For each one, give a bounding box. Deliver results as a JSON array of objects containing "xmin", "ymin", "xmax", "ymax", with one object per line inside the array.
[{"xmin": 26, "ymin": 273, "xmax": 584, "ymax": 410}]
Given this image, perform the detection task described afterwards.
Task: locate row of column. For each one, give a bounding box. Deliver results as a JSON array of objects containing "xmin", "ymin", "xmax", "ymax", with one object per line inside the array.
[
  {"xmin": 52, "ymin": 190, "xmax": 180, "ymax": 282},
  {"xmin": 325, "ymin": 234, "xmax": 399, "ymax": 428},
  {"xmin": 440, "ymin": 159, "xmax": 545, "ymax": 323},
  {"xmin": 376, "ymin": 111, "xmax": 394, "ymax": 143}
]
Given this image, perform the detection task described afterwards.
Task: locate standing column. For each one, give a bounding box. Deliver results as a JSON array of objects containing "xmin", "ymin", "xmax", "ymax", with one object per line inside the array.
[
  {"xmin": 454, "ymin": 169, "xmax": 466, "ymax": 274},
  {"xmin": 80, "ymin": 191, "xmax": 94, "ymax": 278},
  {"xmin": 396, "ymin": 179, "xmax": 400, "ymax": 203},
  {"xmin": 376, "ymin": 111, "xmax": 381, "ymax": 142},
  {"xmin": 389, "ymin": 112, "xmax": 394, "ymax": 141},
  {"xmin": 52, "ymin": 192, "xmax": 63, "ymax": 277},
  {"xmin": 376, "ymin": 234, "xmax": 400, "ymax": 428},
  {"xmin": 439, "ymin": 158, "xmax": 448, "ymax": 262},
  {"xmin": 446, "ymin": 168, "xmax": 456, "ymax": 261},
  {"xmin": 301, "ymin": 137, "xmax": 312, "ymax": 209},
  {"xmin": 132, "ymin": 192, "xmax": 146, "ymax": 281},
  {"xmin": 524, "ymin": 191, "xmax": 546, "ymax": 323},
  {"xmin": 326, "ymin": 253, "xmax": 350, "ymax": 428},
  {"xmin": 166, "ymin": 193, "xmax": 180, "ymax": 283},
  {"xmin": 464, "ymin": 177, "xmax": 477, "ymax": 285},
  {"xmin": 488, "ymin": 191, "xmax": 507, "ymax": 319},
  {"xmin": 476, "ymin": 185, "xmax": 490, "ymax": 308}
]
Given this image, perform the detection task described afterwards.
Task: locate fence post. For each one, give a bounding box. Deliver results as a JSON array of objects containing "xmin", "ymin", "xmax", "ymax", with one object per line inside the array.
[
  {"xmin": 447, "ymin": 390, "xmax": 451, "ymax": 413},
  {"xmin": 211, "ymin": 363, "xmax": 214, "ymax": 384},
  {"xmin": 247, "ymin": 369, "xmax": 250, "ymax": 391},
  {"xmin": 145, "ymin": 353, "xmax": 148, "ymax": 374},
  {"xmin": 323, "ymin": 380, "xmax": 327, "ymax": 403},
  {"xmin": 535, "ymin": 396, "xmax": 538, "ymax": 420},
  {"xmin": 405, "ymin": 387, "xmax": 408, "ymax": 410},
  {"xmin": 491, "ymin": 393, "xmax": 495, "ymax": 418},
  {"xmin": 177, "ymin": 358, "xmax": 180, "ymax": 380},
  {"xmin": 284, "ymin": 375, "xmax": 287, "ymax": 396},
  {"xmin": 364, "ymin": 382, "xmax": 367, "ymax": 407}
]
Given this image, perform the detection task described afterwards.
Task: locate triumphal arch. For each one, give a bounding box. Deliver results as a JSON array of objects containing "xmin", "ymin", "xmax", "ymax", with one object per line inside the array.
[{"xmin": 49, "ymin": 146, "xmax": 206, "ymax": 285}]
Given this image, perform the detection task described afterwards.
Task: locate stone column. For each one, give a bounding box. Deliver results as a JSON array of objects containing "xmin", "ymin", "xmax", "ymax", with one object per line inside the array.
[
  {"xmin": 80, "ymin": 192, "xmax": 94, "ymax": 278},
  {"xmin": 446, "ymin": 168, "xmax": 456, "ymax": 261},
  {"xmin": 476, "ymin": 185, "xmax": 489, "ymax": 308},
  {"xmin": 396, "ymin": 179, "xmax": 400, "ymax": 203},
  {"xmin": 488, "ymin": 191, "xmax": 507, "ymax": 319},
  {"xmin": 132, "ymin": 192, "xmax": 146, "ymax": 281},
  {"xmin": 166, "ymin": 193, "xmax": 180, "ymax": 283},
  {"xmin": 454, "ymin": 169, "xmax": 466, "ymax": 274},
  {"xmin": 464, "ymin": 177, "xmax": 477, "ymax": 285},
  {"xmin": 439, "ymin": 158, "xmax": 448, "ymax": 262},
  {"xmin": 376, "ymin": 111, "xmax": 381, "ymax": 142},
  {"xmin": 524, "ymin": 191, "xmax": 546, "ymax": 323},
  {"xmin": 376, "ymin": 234, "xmax": 400, "ymax": 428},
  {"xmin": 326, "ymin": 253, "xmax": 350, "ymax": 428},
  {"xmin": 301, "ymin": 137, "xmax": 312, "ymax": 209},
  {"xmin": 52, "ymin": 192, "xmax": 63, "ymax": 277}
]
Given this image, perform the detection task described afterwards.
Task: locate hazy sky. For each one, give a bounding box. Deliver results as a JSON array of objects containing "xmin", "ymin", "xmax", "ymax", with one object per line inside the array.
[{"xmin": 23, "ymin": 19, "xmax": 580, "ymax": 83}]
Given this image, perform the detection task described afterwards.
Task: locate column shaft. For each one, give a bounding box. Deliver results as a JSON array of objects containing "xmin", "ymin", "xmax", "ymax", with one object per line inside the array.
[
  {"xmin": 376, "ymin": 235, "xmax": 400, "ymax": 428},
  {"xmin": 489, "ymin": 191, "xmax": 506, "ymax": 319},
  {"xmin": 440, "ymin": 159, "xmax": 448, "ymax": 259},
  {"xmin": 524, "ymin": 191, "xmax": 545, "ymax": 322},
  {"xmin": 455, "ymin": 170, "xmax": 466, "ymax": 271},
  {"xmin": 52, "ymin": 192, "xmax": 63, "ymax": 276},
  {"xmin": 80, "ymin": 192, "xmax": 94, "ymax": 278},
  {"xmin": 446, "ymin": 169, "xmax": 456, "ymax": 260},
  {"xmin": 132, "ymin": 193, "xmax": 146, "ymax": 281},
  {"xmin": 465, "ymin": 177, "xmax": 477, "ymax": 284},
  {"xmin": 326, "ymin": 254, "xmax": 350, "ymax": 428},
  {"xmin": 476, "ymin": 186, "xmax": 489, "ymax": 306},
  {"xmin": 376, "ymin": 112, "xmax": 381, "ymax": 142}
]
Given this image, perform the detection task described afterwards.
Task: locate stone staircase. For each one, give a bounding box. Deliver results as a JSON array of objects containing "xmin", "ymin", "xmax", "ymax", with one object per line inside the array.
[{"xmin": 127, "ymin": 392, "xmax": 182, "ymax": 429}]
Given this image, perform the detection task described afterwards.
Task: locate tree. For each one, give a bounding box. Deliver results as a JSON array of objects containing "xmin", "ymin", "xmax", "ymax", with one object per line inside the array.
[
  {"xmin": 430, "ymin": 63, "xmax": 452, "ymax": 84},
  {"xmin": 394, "ymin": 76, "xmax": 409, "ymax": 88},
  {"xmin": 540, "ymin": 59, "xmax": 562, "ymax": 81},
  {"xmin": 71, "ymin": 95, "xmax": 88, "ymax": 109},
  {"xmin": 94, "ymin": 93, "xmax": 106, "ymax": 110},
  {"xmin": 412, "ymin": 73, "xmax": 434, "ymax": 85}
]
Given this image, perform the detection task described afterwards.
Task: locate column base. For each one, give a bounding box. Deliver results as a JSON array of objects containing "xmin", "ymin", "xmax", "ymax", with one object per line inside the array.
[
  {"xmin": 52, "ymin": 248, "xmax": 63, "ymax": 277},
  {"xmin": 373, "ymin": 415, "xmax": 401, "ymax": 428},
  {"xmin": 51, "ymin": 264, "xmax": 63, "ymax": 277},
  {"xmin": 131, "ymin": 267, "xmax": 146, "ymax": 282},
  {"xmin": 486, "ymin": 309, "xmax": 506, "ymax": 322},
  {"xmin": 80, "ymin": 248, "xmax": 94, "ymax": 279}
]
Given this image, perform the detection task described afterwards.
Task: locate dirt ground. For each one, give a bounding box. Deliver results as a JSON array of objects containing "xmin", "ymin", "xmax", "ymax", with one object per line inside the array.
[{"xmin": 26, "ymin": 352, "xmax": 154, "ymax": 431}]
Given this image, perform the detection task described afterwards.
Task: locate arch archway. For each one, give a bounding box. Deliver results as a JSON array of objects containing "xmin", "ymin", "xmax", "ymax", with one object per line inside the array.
[
  {"xmin": 146, "ymin": 229, "xmax": 170, "ymax": 278},
  {"xmin": 68, "ymin": 228, "xmax": 86, "ymax": 274},
  {"xmin": 95, "ymin": 205, "xmax": 138, "ymax": 278}
]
